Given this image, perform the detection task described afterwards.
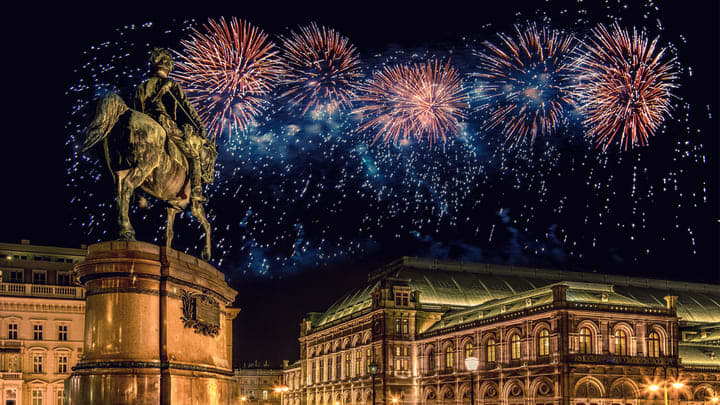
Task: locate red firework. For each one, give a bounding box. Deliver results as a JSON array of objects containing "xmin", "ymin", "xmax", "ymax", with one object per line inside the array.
[
  {"xmin": 173, "ymin": 17, "xmax": 284, "ymax": 137},
  {"xmin": 573, "ymin": 23, "xmax": 678, "ymax": 151},
  {"xmin": 354, "ymin": 60, "xmax": 468, "ymax": 145},
  {"xmin": 279, "ymin": 23, "xmax": 362, "ymax": 115},
  {"xmin": 474, "ymin": 23, "xmax": 577, "ymax": 146}
]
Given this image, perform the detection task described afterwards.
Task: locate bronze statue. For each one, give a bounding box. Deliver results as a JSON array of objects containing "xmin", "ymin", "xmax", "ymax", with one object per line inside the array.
[{"xmin": 82, "ymin": 48, "xmax": 217, "ymax": 260}]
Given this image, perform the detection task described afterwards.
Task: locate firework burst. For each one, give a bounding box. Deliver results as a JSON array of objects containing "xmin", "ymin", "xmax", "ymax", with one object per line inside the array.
[
  {"xmin": 572, "ymin": 23, "xmax": 678, "ymax": 151},
  {"xmin": 278, "ymin": 23, "xmax": 362, "ymax": 115},
  {"xmin": 473, "ymin": 23, "xmax": 577, "ymax": 146},
  {"xmin": 173, "ymin": 17, "xmax": 284, "ymax": 138},
  {"xmin": 354, "ymin": 59, "xmax": 468, "ymax": 145}
]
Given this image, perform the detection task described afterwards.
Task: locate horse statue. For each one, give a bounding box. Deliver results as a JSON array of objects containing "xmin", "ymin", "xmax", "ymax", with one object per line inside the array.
[{"xmin": 82, "ymin": 93, "xmax": 217, "ymax": 260}]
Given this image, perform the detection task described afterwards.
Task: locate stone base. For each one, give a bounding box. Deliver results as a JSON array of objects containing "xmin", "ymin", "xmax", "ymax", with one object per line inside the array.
[{"xmin": 68, "ymin": 241, "xmax": 239, "ymax": 404}]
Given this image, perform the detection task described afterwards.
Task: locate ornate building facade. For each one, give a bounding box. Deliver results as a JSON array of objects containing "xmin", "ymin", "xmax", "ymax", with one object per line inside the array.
[
  {"xmin": 0, "ymin": 241, "xmax": 87, "ymax": 405},
  {"xmin": 284, "ymin": 257, "xmax": 720, "ymax": 405},
  {"xmin": 234, "ymin": 362, "xmax": 284, "ymax": 405}
]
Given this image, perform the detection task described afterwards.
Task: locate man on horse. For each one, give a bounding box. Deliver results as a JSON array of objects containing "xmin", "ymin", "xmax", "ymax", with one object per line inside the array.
[{"xmin": 135, "ymin": 47, "xmax": 208, "ymax": 203}]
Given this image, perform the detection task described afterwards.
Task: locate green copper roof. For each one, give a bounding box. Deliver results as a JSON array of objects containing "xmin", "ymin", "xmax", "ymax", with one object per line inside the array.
[
  {"xmin": 423, "ymin": 282, "xmax": 650, "ymax": 333},
  {"xmin": 311, "ymin": 257, "xmax": 720, "ymax": 329},
  {"xmin": 679, "ymin": 343, "xmax": 720, "ymax": 366}
]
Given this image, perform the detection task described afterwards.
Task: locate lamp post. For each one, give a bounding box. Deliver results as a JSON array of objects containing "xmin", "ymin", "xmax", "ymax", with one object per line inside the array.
[
  {"xmin": 369, "ymin": 363, "xmax": 378, "ymax": 405},
  {"xmin": 464, "ymin": 357, "xmax": 479, "ymax": 405}
]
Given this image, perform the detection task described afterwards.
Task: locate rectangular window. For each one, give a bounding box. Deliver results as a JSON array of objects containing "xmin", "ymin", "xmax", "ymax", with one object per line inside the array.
[
  {"xmin": 328, "ymin": 357, "xmax": 333, "ymax": 380},
  {"xmin": 57, "ymin": 390, "xmax": 65, "ymax": 405},
  {"xmin": 355, "ymin": 350, "xmax": 362, "ymax": 376},
  {"xmin": 34, "ymin": 324, "xmax": 43, "ymax": 340},
  {"xmin": 311, "ymin": 361, "xmax": 316, "ymax": 384},
  {"xmin": 57, "ymin": 272, "xmax": 71, "ymax": 286},
  {"xmin": 319, "ymin": 359, "xmax": 324, "ymax": 382},
  {"xmin": 345, "ymin": 353, "xmax": 351, "ymax": 378},
  {"xmin": 33, "ymin": 355, "xmax": 43, "ymax": 373},
  {"xmin": 394, "ymin": 292, "xmax": 409, "ymax": 306},
  {"xmin": 8, "ymin": 270, "xmax": 23, "ymax": 283},
  {"xmin": 58, "ymin": 325, "xmax": 68, "ymax": 341},
  {"xmin": 58, "ymin": 355, "xmax": 68, "ymax": 373},
  {"xmin": 8, "ymin": 323, "xmax": 18, "ymax": 340},
  {"xmin": 402, "ymin": 319, "xmax": 409, "ymax": 335},
  {"xmin": 263, "ymin": 391, "xmax": 268, "ymax": 400},
  {"xmin": 32, "ymin": 271, "xmax": 47, "ymax": 285},
  {"xmin": 336, "ymin": 354, "xmax": 341, "ymax": 380},
  {"xmin": 32, "ymin": 389, "xmax": 43, "ymax": 405},
  {"xmin": 395, "ymin": 319, "xmax": 401, "ymax": 334}
]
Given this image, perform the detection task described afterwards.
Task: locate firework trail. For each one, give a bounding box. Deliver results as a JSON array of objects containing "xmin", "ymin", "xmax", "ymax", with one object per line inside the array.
[
  {"xmin": 572, "ymin": 23, "xmax": 678, "ymax": 151},
  {"xmin": 354, "ymin": 59, "xmax": 468, "ymax": 145},
  {"xmin": 173, "ymin": 17, "xmax": 284, "ymax": 138},
  {"xmin": 278, "ymin": 23, "xmax": 362, "ymax": 115},
  {"xmin": 473, "ymin": 23, "xmax": 577, "ymax": 146}
]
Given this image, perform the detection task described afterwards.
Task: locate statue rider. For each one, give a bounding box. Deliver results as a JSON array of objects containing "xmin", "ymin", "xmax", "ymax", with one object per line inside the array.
[{"xmin": 135, "ymin": 47, "xmax": 207, "ymax": 203}]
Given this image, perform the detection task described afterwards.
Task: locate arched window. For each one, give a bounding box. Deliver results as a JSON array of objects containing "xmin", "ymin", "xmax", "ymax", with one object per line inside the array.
[
  {"xmin": 538, "ymin": 329, "xmax": 550, "ymax": 356},
  {"xmin": 579, "ymin": 328, "xmax": 592, "ymax": 354},
  {"xmin": 510, "ymin": 334, "xmax": 521, "ymax": 360},
  {"xmin": 445, "ymin": 345, "xmax": 454, "ymax": 368},
  {"xmin": 464, "ymin": 342, "xmax": 474, "ymax": 359},
  {"xmin": 648, "ymin": 332, "xmax": 660, "ymax": 357},
  {"xmin": 614, "ymin": 330, "xmax": 627, "ymax": 356},
  {"xmin": 427, "ymin": 348, "xmax": 436, "ymax": 371},
  {"xmin": 487, "ymin": 338, "xmax": 497, "ymax": 363}
]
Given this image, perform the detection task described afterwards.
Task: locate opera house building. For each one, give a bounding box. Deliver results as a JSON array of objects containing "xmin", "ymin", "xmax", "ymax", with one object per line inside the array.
[{"xmin": 283, "ymin": 257, "xmax": 720, "ymax": 405}]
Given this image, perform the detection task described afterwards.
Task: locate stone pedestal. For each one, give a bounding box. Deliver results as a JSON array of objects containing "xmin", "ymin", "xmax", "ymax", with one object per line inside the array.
[{"xmin": 68, "ymin": 241, "xmax": 239, "ymax": 404}]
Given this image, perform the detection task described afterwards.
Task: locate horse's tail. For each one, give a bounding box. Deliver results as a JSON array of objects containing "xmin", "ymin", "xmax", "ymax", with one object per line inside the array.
[{"xmin": 82, "ymin": 93, "xmax": 129, "ymax": 152}]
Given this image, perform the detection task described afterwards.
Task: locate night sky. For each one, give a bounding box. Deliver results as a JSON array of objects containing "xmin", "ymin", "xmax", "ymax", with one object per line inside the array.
[{"xmin": 1, "ymin": 1, "xmax": 718, "ymax": 367}]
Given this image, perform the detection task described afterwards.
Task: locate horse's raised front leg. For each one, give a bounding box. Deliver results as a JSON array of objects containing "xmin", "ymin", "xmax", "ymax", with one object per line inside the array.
[
  {"xmin": 166, "ymin": 206, "xmax": 181, "ymax": 249},
  {"xmin": 190, "ymin": 201, "xmax": 212, "ymax": 260}
]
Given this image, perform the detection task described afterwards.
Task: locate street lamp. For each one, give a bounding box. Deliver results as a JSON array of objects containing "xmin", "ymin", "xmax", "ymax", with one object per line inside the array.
[
  {"xmin": 274, "ymin": 386, "xmax": 289, "ymax": 405},
  {"xmin": 464, "ymin": 357, "xmax": 479, "ymax": 405},
  {"xmin": 368, "ymin": 363, "xmax": 378, "ymax": 405},
  {"xmin": 391, "ymin": 398, "xmax": 399, "ymax": 405}
]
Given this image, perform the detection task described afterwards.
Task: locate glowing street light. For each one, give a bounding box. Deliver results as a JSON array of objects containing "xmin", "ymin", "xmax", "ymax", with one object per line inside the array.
[
  {"xmin": 671, "ymin": 383, "xmax": 684, "ymax": 390},
  {"xmin": 649, "ymin": 385, "xmax": 660, "ymax": 392},
  {"xmin": 465, "ymin": 357, "xmax": 479, "ymax": 405},
  {"xmin": 274, "ymin": 386, "xmax": 289, "ymax": 405},
  {"xmin": 369, "ymin": 362, "xmax": 378, "ymax": 405},
  {"xmin": 391, "ymin": 398, "xmax": 399, "ymax": 405}
]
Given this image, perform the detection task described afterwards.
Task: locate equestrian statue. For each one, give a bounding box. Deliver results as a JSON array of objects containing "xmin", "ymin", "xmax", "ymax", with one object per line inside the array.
[{"xmin": 82, "ymin": 48, "xmax": 217, "ymax": 260}]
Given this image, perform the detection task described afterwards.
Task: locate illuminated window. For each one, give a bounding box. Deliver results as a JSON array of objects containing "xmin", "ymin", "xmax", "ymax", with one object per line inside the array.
[
  {"xmin": 336, "ymin": 354, "xmax": 341, "ymax": 380},
  {"xmin": 345, "ymin": 353, "xmax": 351, "ymax": 378},
  {"xmin": 464, "ymin": 342, "xmax": 474, "ymax": 359},
  {"xmin": 355, "ymin": 350, "xmax": 362, "ymax": 376},
  {"xmin": 578, "ymin": 328, "xmax": 592, "ymax": 354},
  {"xmin": 311, "ymin": 361, "xmax": 316, "ymax": 384},
  {"xmin": 402, "ymin": 319, "xmax": 409, "ymax": 335},
  {"xmin": 319, "ymin": 359, "xmax": 324, "ymax": 382},
  {"xmin": 58, "ymin": 355, "xmax": 68, "ymax": 373},
  {"xmin": 648, "ymin": 332, "xmax": 660, "ymax": 358},
  {"xmin": 33, "ymin": 355, "xmax": 43, "ymax": 373},
  {"xmin": 263, "ymin": 391, "xmax": 268, "ymax": 400},
  {"xmin": 8, "ymin": 323, "xmax": 18, "ymax": 340},
  {"xmin": 58, "ymin": 325, "xmax": 68, "ymax": 341},
  {"xmin": 57, "ymin": 390, "xmax": 65, "ymax": 405},
  {"xmin": 34, "ymin": 324, "xmax": 43, "ymax": 340},
  {"xmin": 366, "ymin": 347, "xmax": 373, "ymax": 373},
  {"xmin": 487, "ymin": 338, "xmax": 497, "ymax": 363},
  {"xmin": 445, "ymin": 345, "xmax": 454, "ymax": 368},
  {"xmin": 538, "ymin": 330, "xmax": 550, "ymax": 356},
  {"xmin": 32, "ymin": 389, "xmax": 43, "ymax": 405},
  {"xmin": 614, "ymin": 330, "xmax": 627, "ymax": 356},
  {"xmin": 510, "ymin": 334, "xmax": 521, "ymax": 360}
]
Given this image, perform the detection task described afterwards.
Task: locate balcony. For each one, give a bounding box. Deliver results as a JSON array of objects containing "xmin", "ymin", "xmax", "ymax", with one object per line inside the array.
[
  {"xmin": 568, "ymin": 353, "xmax": 678, "ymax": 366},
  {"xmin": 0, "ymin": 372, "xmax": 22, "ymax": 380},
  {"xmin": 0, "ymin": 340, "xmax": 23, "ymax": 350},
  {"xmin": 0, "ymin": 282, "xmax": 85, "ymax": 299}
]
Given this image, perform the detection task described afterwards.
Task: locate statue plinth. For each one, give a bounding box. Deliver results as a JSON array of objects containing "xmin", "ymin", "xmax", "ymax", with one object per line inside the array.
[{"xmin": 68, "ymin": 241, "xmax": 239, "ymax": 404}]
